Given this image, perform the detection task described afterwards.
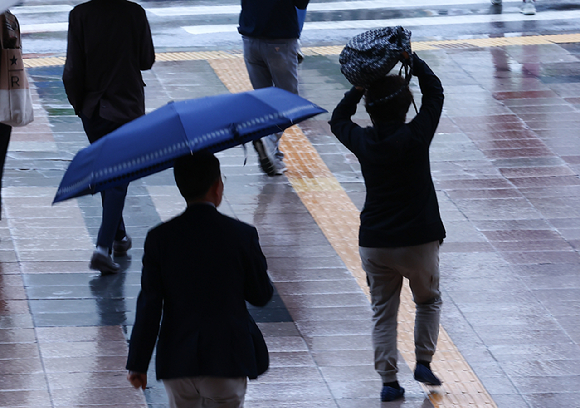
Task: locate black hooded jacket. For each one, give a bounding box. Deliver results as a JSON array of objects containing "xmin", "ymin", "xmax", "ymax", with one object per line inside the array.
[{"xmin": 329, "ymin": 54, "xmax": 446, "ymax": 248}]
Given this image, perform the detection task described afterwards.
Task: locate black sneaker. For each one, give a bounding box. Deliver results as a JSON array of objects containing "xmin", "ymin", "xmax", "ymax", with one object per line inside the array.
[
  {"xmin": 253, "ymin": 139, "xmax": 277, "ymax": 176},
  {"xmin": 113, "ymin": 235, "xmax": 132, "ymax": 256},
  {"xmin": 414, "ymin": 364, "xmax": 442, "ymax": 386},
  {"xmin": 89, "ymin": 251, "xmax": 120, "ymax": 275},
  {"xmin": 381, "ymin": 385, "xmax": 405, "ymax": 402}
]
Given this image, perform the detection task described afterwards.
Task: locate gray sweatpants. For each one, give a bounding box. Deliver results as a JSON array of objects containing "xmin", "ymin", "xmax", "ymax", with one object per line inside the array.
[
  {"xmin": 242, "ymin": 36, "xmax": 299, "ymax": 159},
  {"xmin": 360, "ymin": 241, "xmax": 442, "ymax": 383}
]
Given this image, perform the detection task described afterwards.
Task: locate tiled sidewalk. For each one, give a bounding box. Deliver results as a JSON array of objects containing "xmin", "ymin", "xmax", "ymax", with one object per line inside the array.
[{"xmin": 1, "ymin": 37, "xmax": 580, "ymax": 408}]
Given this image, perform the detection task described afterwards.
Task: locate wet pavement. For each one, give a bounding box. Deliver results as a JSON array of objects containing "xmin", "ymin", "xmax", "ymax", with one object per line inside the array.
[
  {"xmin": 2, "ymin": 34, "xmax": 580, "ymax": 408},
  {"xmin": 14, "ymin": 0, "xmax": 580, "ymax": 54}
]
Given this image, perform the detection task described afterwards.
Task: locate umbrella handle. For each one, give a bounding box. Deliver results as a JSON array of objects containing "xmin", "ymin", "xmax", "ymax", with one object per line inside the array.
[{"xmin": 229, "ymin": 123, "xmax": 249, "ymax": 166}]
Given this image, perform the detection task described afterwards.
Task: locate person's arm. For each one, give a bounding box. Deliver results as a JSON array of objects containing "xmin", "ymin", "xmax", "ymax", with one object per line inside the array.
[
  {"xmin": 126, "ymin": 231, "xmax": 163, "ymax": 379},
  {"xmin": 244, "ymin": 228, "xmax": 273, "ymax": 307},
  {"xmin": 328, "ymin": 86, "xmax": 366, "ymax": 152},
  {"xmin": 407, "ymin": 53, "xmax": 444, "ymax": 144},
  {"xmin": 138, "ymin": 7, "xmax": 155, "ymax": 71},
  {"xmin": 62, "ymin": 10, "xmax": 85, "ymax": 115}
]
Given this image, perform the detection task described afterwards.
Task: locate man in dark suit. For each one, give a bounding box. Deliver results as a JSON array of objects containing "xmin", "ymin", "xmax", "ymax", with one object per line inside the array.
[
  {"xmin": 126, "ymin": 152, "xmax": 273, "ymax": 408},
  {"xmin": 63, "ymin": 0, "xmax": 155, "ymax": 274}
]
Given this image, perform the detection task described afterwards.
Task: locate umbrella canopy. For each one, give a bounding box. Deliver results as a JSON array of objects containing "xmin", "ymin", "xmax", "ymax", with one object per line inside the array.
[{"xmin": 54, "ymin": 87, "xmax": 326, "ymax": 204}]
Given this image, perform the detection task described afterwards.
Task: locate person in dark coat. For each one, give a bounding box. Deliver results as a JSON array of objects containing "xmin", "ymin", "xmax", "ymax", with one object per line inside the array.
[
  {"xmin": 62, "ymin": 0, "xmax": 155, "ymax": 274},
  {"xmin": 126, "ymin": 152, "xmax": 274, "ymax": 408},
  {"xmin": 0, "ymin": 123, "xmax": 10, "ymax": 221},
  {"xmin": 0, "ymin": 13, "xmax": 12, "ymax": 219},
  {"xmin": 329, "ymin": 53, "xmax": 445, "ymax": 402}
]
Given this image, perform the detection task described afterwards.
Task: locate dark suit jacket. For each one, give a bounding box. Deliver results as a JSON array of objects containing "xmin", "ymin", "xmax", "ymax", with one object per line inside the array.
[
  {"xmin": 126, "ymin": 204, "xmax": 274, "ymax": 380},
  {"xmin": 62, "ymin": 0, "xmax": 155, "ymax": 123}
]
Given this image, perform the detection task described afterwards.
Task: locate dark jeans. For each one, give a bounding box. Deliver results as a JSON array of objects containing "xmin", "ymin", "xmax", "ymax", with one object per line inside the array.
[
  {"xmin": 0, "ymin": 123, "xmax": 12, "ymax": 220},
  {"xmin": 80, "ymin": 112, "xmax": 129, "ymax": 250}
]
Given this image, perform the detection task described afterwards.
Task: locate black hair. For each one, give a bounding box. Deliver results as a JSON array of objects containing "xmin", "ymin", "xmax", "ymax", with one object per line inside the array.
[
  {"xmin": 365, "ymin": 75, "xmax": 413, "ymax": 123},
  {"xmin": 173, "ymin": 151, "xmax": 220, "ymax": 201}
]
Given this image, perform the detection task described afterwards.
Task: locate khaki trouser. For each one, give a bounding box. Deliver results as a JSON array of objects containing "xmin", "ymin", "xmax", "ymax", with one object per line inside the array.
[
  {"xmin": 163, "ymin": 376, "xmax": 247, "ymax": 408},
  {"xmin": 360, "ymin": 241, "xmax": 442, "ymax": 383}
]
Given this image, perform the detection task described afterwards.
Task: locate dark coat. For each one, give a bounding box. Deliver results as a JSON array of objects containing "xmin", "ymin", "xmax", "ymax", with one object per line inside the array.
[
  {"xmin": 238, "ymin": 0, "xmax": 309, "ymax": 39},
  {"xmin": 62, "ymin": 0, "xmax": 155, "ymax": 123},
  {"xmin": 329, "ymin": 54, "xmax": 446, "ymax": 248},
  {"xmin": 126, "ymin": 204, "xmax": 273, "ymax": 380}
]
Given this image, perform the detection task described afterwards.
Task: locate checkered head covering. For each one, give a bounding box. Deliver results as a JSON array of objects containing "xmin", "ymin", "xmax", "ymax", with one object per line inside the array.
[{"xmin": 339, "ymin": 26, "xmax": 413, "ymax": 88}]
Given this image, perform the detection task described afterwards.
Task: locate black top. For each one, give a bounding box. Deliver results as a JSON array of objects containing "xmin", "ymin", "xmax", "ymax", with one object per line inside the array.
[
  {"xmin": 329, "ymin": 54, "xmax": 446, "ymax": 248},
  {"xmin": 126, "ymin": 204, "xmax": 274, "ymax": 380},
  {"xmin": 238, "ymin": 0, "xmax": 309, "ymax": 39},
  {"xmin": 63, "ymin": 0, "xmax": 155, "ymax": 123}
]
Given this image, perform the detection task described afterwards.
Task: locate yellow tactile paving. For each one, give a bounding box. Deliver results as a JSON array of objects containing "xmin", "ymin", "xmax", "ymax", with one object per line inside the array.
[
  {"xmin": 155, "ymin": 50, "xmax": 242, "ymax": 61},
  {"xmin": 208, "ymin": 57, "xmax": 498, "ymax": 407},
  {"xmin": 24, "ymin": 55, "xmax": 66, "ymax": 67},
  {"xmin": 23, "ymin": 33, "xmax": 580, "ymax": 68}
]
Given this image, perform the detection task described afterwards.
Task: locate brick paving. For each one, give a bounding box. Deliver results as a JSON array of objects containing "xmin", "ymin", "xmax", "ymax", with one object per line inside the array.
[{"xmin": 1, "ymin": 37, "xmax": 579, "ymax": 408}]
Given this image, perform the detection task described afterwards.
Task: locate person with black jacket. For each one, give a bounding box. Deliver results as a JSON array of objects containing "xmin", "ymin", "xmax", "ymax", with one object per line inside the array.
[
  {"xmin": 0, "ymin": 123, "xmax": 10, "ymax": 221},
  {"xmin": 126, "ymin": 152, "xmax": 273, "ymax": 408},
  {"xmin": 329, "ymin": 53, "xmax": 445, "ymax": 402},
  {"xmin": 63, "ymin": 0, "xmax": 155, "ymax": 274}
]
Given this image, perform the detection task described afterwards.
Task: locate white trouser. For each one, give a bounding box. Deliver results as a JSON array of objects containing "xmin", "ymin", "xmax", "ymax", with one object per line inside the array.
[{"xmin": 163, "ymin": 376, "xmax": 247, "ymax": 408}]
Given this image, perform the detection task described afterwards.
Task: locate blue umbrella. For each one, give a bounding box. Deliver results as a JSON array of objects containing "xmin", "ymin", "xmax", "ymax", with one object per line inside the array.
[{"xmin": 53, "ymin": 87, "xmax": 326, "ymax": 204}]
